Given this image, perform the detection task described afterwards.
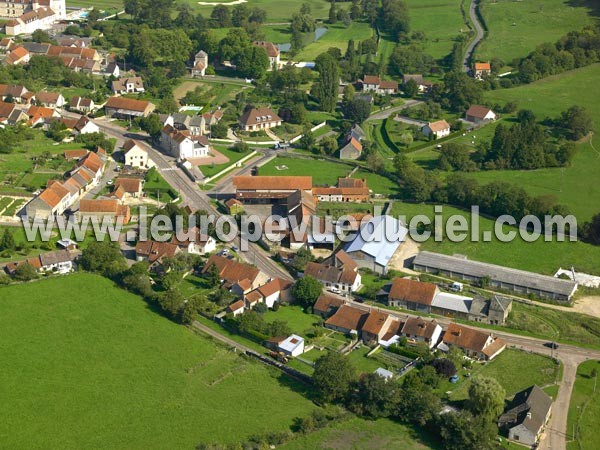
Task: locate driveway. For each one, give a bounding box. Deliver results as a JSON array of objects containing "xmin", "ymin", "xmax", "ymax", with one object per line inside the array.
[
  {"xmin": 463, "ymin": 0, "xmax": 485, "ymax": 72},
  {"xmin": 366, "ymin": 100, "xmax": 423, "ymax": 121}
]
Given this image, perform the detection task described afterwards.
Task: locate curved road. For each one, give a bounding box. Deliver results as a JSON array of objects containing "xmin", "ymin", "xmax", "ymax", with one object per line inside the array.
[{"xmin": 463, "ymin": 0, "xmax": 485, "ymax": 73}]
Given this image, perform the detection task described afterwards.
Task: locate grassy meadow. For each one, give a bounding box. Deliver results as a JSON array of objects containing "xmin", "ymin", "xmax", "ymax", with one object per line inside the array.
[
  {"xmin": 567, "ymin": 360, "xmax": 600, "ymax": 450},
  {"xmin": 405, "ymin": 0, "xmax": 469, "ymax": 60},
  {"xmin": 477, "ymin": 0, "xmax": 596, "ymax": 64},
  {"xmin": 0, "ymin": 274, "xmax": 317, "ymax": 449}
]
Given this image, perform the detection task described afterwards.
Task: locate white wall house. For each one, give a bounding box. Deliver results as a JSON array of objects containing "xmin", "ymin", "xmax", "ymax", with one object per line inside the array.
[{"xmin": 422, "ymin": 120, "xmax": 451, "ymax": 139}]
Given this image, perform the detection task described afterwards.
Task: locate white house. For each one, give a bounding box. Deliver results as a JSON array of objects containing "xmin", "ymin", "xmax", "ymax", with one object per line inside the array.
[
  {"xmin": 73, "ymin": 116, "xmax": 99, "ymax": 135},
  {"xmin": 161, "ymin": 124, "xmax": 210, "ymax": 160},
  {"xmin": 123, "ymin": 139, "xmax": 152, "ymax": 169},
  {"xmin": 304, "ymin": 261, "xmax": 362, "ymax": 293},
  {"xmin": 400, "ymin": 317, "xmax": 443, "ymax": 349},
  {"xmin": 465, "ymin": 105, "xmax": 497, "ymax": 123},
  {"xmin": 38, "ymin": 249, "xmax": 75, "ymax": 274},
  {"xmin": 238, "ymin": 107, "xmax": 282, "ymax": 132},
  {"xmin": 361, "ymin": 75, "xmax": 399, "ymax": 95},
  {"xmin": 111, "ymin": 77, "xmax": 145, "ymax": 95},
  {"xmin": 278, "ymin": 334, "xmax": 305, "ymax": 357},
  {"xmin": 5, "ymin": 4, "xmax": 64, "ymax": 36},
  {"xmin": 70, "ymin": 96, "xmax": 95, "ymax": 113},
  {"xmin": 422, "ymin": 120, "xmax": 451, "ymax": 139},
  {"xmin": 227, "ymin": 300, "xmax": 245, "ymax": 317},
  {"xmin": 192, "ymin": 50, "xmax": 208, "ymax": 77},
  {"xmin": 171, "ymin": 228, "xmax": 217, "ymax": 255}
]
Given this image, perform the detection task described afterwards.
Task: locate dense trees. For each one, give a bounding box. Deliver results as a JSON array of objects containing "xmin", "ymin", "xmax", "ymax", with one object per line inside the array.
[
  {"xmin": 80, "ymin": 242, "xmax": 127, "ymax": 278},
  {"xmin": 313, "ymin": 352, "xmax": 357, "ymax": 402},
  {"xmin": 517, "ymin": 25, "xmax": 600, "ymax": 83},
  {"xmin": 389, "ymin": 45, "xmax": 434, "ymax": 76},
  {"xmin": 582, "ymin": 213, "xmax": 600, "ymax": 245},
  {"xmin": 312, "ymin": 53, "xmax": 339, "ymax": 113},
  {"xmin": 347, "ymin": 373, "xmax": 401, "ymax": 418},
  {"xmin": 0, "ymin": 228, "xmax": 15, "ymax": 253},
  {"xmin": 292, "ymin": 276, "xmax": 323, "ymax": 308},
  {"xmin": 379, "ymin": 0, "xmax": 410, "ymax": 39},
  {"xmin": 559, "ymin": 105, "xmax": 594, "ymax": 140},
  {"xmin": 342, "ymin": 98, "xmax": 372, "ymax": 124}
]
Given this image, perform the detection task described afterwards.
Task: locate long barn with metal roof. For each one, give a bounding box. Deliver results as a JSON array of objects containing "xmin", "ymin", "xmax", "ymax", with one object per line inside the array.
[{"xmin": 413, "ymin": 251, "xmax": 577, "ymax": 302}]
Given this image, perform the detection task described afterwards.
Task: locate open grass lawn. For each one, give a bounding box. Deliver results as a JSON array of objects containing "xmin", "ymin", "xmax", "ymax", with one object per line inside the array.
[
  {"xmin": 280, "ymin": 416, "xmax": 441, "ymax": 450},
  {"xmin": 405, "ymin": 0, "xmax": 468, "ymax": 60},
  {"xmin": 567, "ymin": 360, "xmax": 600, "ymax": 450},
  {"xmin": 448, "ymin": 349, "xmax": 560, "ymax": 402},
  {"xmin": 259, "ymin": 155, "xmax": 397, "ymax": 195},
  {"xmin": 67, "ymin": 0, "xmax": 123, "ymax": 13},
  {"xmin": 0, "ymin": 274, "xmax": 317, "ymax": 449},
  {"xmin": 194, "ymin": 0, "xmax": 331, "ymax": 22},
  {"xmin": 200, "ymin": 145, "xmax": 253, "ymax": 178},
  {"xmin": 389, "ymin": 201, "xmax": 600, "ymax": 275},
  {"xmin": 295, "ymin": 22, "xmax": 374, "ymax": 61},
  {"xmin": 144, "ymin": 167, "xmax": 178, "ymax": 203},
  {"xmin": 264, "ymin": 305, "xmax": 320, "ymax": 335},
  {"xmin": 346, "ymin": 344, "xmax": 382, "ymax": 374},
  {"xmin": 477, "ymin": 0, "xmax": 596, "ymax": 64}
]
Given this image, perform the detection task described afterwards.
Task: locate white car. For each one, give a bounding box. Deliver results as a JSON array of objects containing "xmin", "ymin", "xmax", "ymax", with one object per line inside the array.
[{"xmin": 327, "ymin": 287, "xmax": 341, "ymax": 294}]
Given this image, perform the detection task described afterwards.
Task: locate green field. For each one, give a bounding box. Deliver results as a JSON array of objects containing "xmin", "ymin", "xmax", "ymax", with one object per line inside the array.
[
  {"xmin": 260, "ymin": 155, "xmax": 398, "ymax": 195},
  {"xmin": 0, "ymin": 274, "xmax": 317, "ymax": 449},
  {"xmin": 264, "ymin": 305, "xmax": 320, "ymax": 334},
  {"xmin": 389, "ymin": 201, "xmax": 600, "ymax": 275},
  {"xmin": 200, "ymin": 145, "xmax": 254, "ymax": 178},
  {"xmin": 194, "ymin": 0, "xmax": 332, "ymax": 22},
  {"xmin": 477, "ymin": 0, "xmax": 596, "ymax": 64},
  {"xmin": 280, "ymin": 417, "xmax": 441, "ymax": 450},
  {"xmin": 567, "ymin": 360, "xmax": 600, "ymax": 450},
  {"xmin": 295, "ymin": 22, "xmax": 374, "ymax": 61},
  {"xmin": 405, "ymin": 0, "xmax": 469, "ymax": 60},
  {"xmin": 448, "ymin": 349, "xmax": 560, "ymax": 401},
  {"xmin": 481, "ymin": 64, "xmax": 600, "ymax": 221}
]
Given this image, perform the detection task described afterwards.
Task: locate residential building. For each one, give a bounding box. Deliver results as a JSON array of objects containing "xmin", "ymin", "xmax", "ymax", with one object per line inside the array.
[
  {"xmin": 5, "ymin": 46, "xmax": 29, "ymax": 65},
  {"xmin": 313, "ymin": 293, "xmax": 345, "ymax": 318},
  {"xmin": 413, "ymin": 251, "xmax": 578, "ymax": 301},
  {"xmin": 191, "ymin": 50, "xmax": 208, "ymax": 77},
  {"xmin": 69, "ymin": 96, "xmax": 95, "ymax": 113},
  {"xmin": 170, "ymin": 227, "xmax": 217, "ymax": 255},
  {"xmin": 244, "ymin": 278, "xmax": 293, "ymax": 309},
  {"xmin": 123, "ymin": 140, "xmax": 151, "ymax": 169},
  {"xmin": 233, "ymin": 176, "xmax": 312, "ymax": 203},
  {"xmin": 78, "ymin": 199, "xmax": 131, "ymax": 224},
  {"xmin": 387, "ymin": 277, "xmax": 439, "ymax": 312},
  {"xmin": 224, "ymin": 198, "xmax": 244, "ymax": 215},
  {"xmin": 278, "ymin": 334, "xmax": 305, "ymax": 357},
  {"xmin": 498, "ymin": 385, "xmax": 553, "ymax": 447},
  {"xmin": 238, "ymin": 107, "xmax": 282, "ymax": 132},
  {"xmin": 402, "ymin": 74, "xmax": 433, "ymax": 93},
  {"xmin": 105, "ymin": 96, "xmax": 155, "ymax": 119},
  {"xmin": 36, "ymin": 91, "xmax": 65, "ymax": 108},
  {"xmin": 160, "ymin": 124, "xmax": 210, "ymax": 160},
  {"xmin": 465, "ymin": 105, "xmax": 497, "ymax": 123},
  {"xmin": 72, "ymin": 116, "xmax": 99, "ymax": 135},
  {"xmin": 26, "ymin": 105, "xmax": 59, "ymax": 126},
  {"xmin": 304, "ymin": 260, "xmax": 362, "ymax": 293},
  {"xmin": 226, "ymin": 299, "xmax": 245, "ymax": 317},
  {"xmin": 474, "ymin": 62, "xmax": 491, "ymax": 79},
  {"xmin": 400, "ymin": 317, "xmax": 443, "ymax": 349},
  {"xmin": 343, "ymin": 215, "xmax": 408, "ymax": 274},
  {"xmin": 324, "ymin": 304, "xmax": 369, "ymax": 335},
  {"xmin": 441, "ymin": 323, "xmax": 506, "ymax": 360},
  {"xmin": 111, "ymin": 177, "xmax": 144, "ymax": 200},
  {"xmin": 5, "ymin": 249, "xmax": 76, "ymax": 275},
  {"xmin": 360, "ymin": 75, "xmax": 398, "ymax": 95},
  {"xmin": 339, "ymin": 124, "xmax": 366, "ymax": 160},
  {"xmin": 253, "ymin": 41, "xmax": 280, "ymax": 69},
  {"xmin": 5, "ymin": 3, "xmax": 65, "ymax": 36},
  {"xmin": 0, "ymin": 84, "xmax": 31, "ymax": 103},
  {"xmin": 135, "ymin": 240, "xmax": 181, "ymax": 268},
  {"xmin": 361, "ymin": 310, "xmax": 395, "ymax": 343},
  {"xmin": 201, "ymin": 254, "xmax": 269, "ymax": 294},
  {"xmin": 422, "ymin": 120, "xmax": 451, "ymax": 139},
  {"xmin": 111, "ymin": 76, "xmax": 145, "ymax": 95},
  {"xmin": 0, "ymin": 0, "xmax": 66, "ymax": 19}
]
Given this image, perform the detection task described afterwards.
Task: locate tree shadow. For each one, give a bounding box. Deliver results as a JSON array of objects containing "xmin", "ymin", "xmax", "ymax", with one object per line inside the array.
[{"xmin": 565, "ymin": 0, "xmax": 600, "ymax": 18}]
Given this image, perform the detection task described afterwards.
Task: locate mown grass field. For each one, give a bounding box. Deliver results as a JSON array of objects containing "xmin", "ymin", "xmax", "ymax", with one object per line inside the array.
[
  {"xmin": 0, "ymin": 274, "xmax": 317, "ymax": 449},
  {"xmin": 477, "ymin": 0, "xmax": 596, "ymax": 64},
  {"xmin": 389, "ymin": 201, "xmax": 600, "ymax": 275},
  {"xmin": 447, "ymin": 349, "xmax": 560, "ymax": 401},
  {"xmin": 280, "ymin": 417, "xmax": 441, "ymax": 450},
  {"xmin": 405, "ymin": 0, "xmax": 469, "ymax": 60},
  {"xmin": 259, "ymin": 155, "xmax": 398, "ymax": 195},
  {"xmin": 567, "ymin": 360, "xmax": 600, "ymax": 450},
  {"xmin": 194, "ymin": 0, "xmax": 331, "ymax": 22},
  {"xmin": 295, "ymin": 22, "xmax": 374, "ymax": 61}
]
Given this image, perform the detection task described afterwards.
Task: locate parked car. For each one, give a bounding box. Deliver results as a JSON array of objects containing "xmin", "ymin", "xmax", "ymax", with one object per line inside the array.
[
  {"xmin": 544, "ymin": 342, "xmax": 559, "ymax": 349},
  {"xmin": 327, "ymin": 287, "xmax": 341, "ymax": 294}
]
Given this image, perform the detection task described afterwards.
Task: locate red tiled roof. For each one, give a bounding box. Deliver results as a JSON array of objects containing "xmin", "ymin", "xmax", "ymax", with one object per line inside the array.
[
  {"xmin": 105, "ymin": 96, "xmax": 153, "ymax": 113},
  {"xmin": 389, "ymin": 278, "xmax": 437, "ymax": 306},
  {"xmin": 233, "ymin": 176, "xmax": 312, "ymax": 191},
  {"xmin": 325, "ymin": 304, "xmax": 368, "ymax": 332},
  {"xmin": 426, "ymin": 120, "xmax": 450, "ymax": 132}
]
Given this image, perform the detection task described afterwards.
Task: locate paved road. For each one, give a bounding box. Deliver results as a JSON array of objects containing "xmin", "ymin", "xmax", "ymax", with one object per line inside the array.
[
  {"xmin": 463, "ymin": 0, "xmax": 485, "ymax": 72},
  {"xmin": 393, "ymin": 115, "xmax": 427, "ymax": 127},
  {"xmin": 366, "ymin": 100, "xmax": 423, "ymax": 121}
]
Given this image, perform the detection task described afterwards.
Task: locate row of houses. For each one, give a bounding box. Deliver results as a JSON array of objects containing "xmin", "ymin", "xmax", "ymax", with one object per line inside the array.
[
  {"xmin": 3, "ymin": 0, "xmax": 66, "ymax": 36},
  {"xmin": 24, "ymin": 150, "xmax": 106, "ymax": 219},
  {"xmin": 317, "ymin": 294, "xmax": 506, "ymax": 360}
]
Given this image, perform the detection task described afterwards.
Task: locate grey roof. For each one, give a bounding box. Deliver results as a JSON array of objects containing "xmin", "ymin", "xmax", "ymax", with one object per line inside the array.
[
  {"xmin": 344, "ymin": 215, "xmax": 407, "ymax": 268},
  {"xmin": 413, "ymin": 251, "xmax": 578, "ymax": 298},
  {"xmin": 490, "ymin": 295, "xmax": 512, "ymax": 312},
  {"xmin": 499, "ymin": 385, "xmax": 552, "ymax": 435},
  {"xmin": 468, "ymin": 296, "xmax": 489, "ymax": 317},
  {"xmin": 39, "ymin": 250, "xmax": 75, "ymax": 266},
  {"xmin": 431, "ymin": 292, "xmax": 472, "ymax": 314},
  {"xmin": 21, "ymin": 42, "xmax": 50, "ymax": 54}
]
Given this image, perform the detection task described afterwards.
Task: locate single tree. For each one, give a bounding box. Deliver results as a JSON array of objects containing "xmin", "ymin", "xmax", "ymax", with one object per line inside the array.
[{"xmin": 313, "ymin": 351, "xmax": 356, "ymax": 402}]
